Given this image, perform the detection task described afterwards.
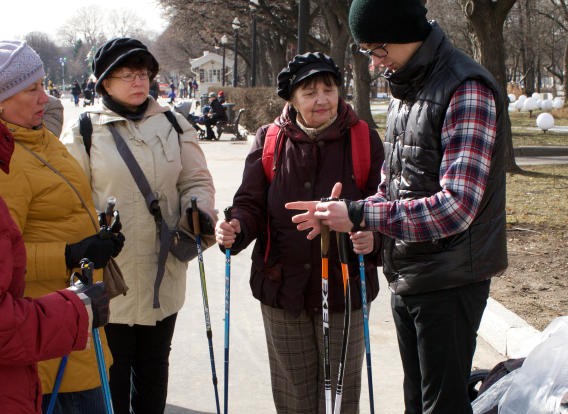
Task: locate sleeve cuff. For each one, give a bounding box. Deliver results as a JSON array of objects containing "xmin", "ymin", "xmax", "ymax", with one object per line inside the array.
[{"xmin": 344, "ymin": 199, "xmax": 366, "ymax": 232}]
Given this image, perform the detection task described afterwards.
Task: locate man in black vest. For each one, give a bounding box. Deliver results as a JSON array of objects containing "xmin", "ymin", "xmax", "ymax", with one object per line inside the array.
[{"xmin": 286, "ymin": 0, "xmax": 508, "ymax": 412}]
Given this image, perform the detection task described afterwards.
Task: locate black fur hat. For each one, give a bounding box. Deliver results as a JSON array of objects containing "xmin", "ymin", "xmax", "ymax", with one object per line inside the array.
[
  {"xmin": 277, "ymin": 52, "xmax": 341, "ymax": 101},
  {"xmin": 93, "ymin": 38, "xmax": 159, "ymax": 93}
]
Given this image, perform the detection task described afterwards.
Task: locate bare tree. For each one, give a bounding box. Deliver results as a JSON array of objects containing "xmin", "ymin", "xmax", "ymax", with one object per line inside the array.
[
  {"xmin": 106, "ymin": 9, "xmax": 147, "ymax": 39},
  {"xmin": 538, "ymin": 0, "xmax": 568, "ymax": 105},
  {"xmin": 460, "ymin": 0, "xmax": 520, "ymax": 172},
  {"xmin": 57, "ymin": 6, "xmax": 107, "ymax": 49},
  {"xmin": 25, "ymin": 32, "xmax": 63, "ymax": 83}
]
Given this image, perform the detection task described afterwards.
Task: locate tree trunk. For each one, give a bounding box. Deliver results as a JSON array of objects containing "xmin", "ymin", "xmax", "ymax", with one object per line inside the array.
[
  {"xmin": 317, "ymin": 0, "xmax": 350, "ymax": 95},
  {"xmin": 464, "ymin": 0, "xmax": 522, "ymax": 173},
  {"xmin": 350, "ymin": 44, "xmax": 376, "ymax": 127},
  {"xmin": 520, "ymin": 0, "xmax": 536, "ymax": 96},
  {"xmin": 564, "ymin": 42, "xmax": 568, "ymax": 107}
]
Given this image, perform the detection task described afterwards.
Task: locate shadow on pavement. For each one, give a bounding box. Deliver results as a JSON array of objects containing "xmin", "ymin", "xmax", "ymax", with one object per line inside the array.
[{"xmin": 165, "ymin": 405, "xmax": 215, "ymax": 414}]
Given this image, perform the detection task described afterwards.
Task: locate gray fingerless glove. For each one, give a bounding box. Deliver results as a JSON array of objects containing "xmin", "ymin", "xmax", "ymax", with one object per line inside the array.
[{"xmin": 68, "ymin": 281, "xmax": 110, "ymax": 328}]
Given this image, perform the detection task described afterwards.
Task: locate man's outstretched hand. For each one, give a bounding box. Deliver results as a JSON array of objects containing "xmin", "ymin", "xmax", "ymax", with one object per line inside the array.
[{"xmin": 285, "ymin": 183, "xmax": 351, "ymax": 239}]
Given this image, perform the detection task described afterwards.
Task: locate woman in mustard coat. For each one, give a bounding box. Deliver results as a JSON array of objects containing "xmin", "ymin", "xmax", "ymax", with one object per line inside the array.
[{"xmin": 0, "ymin": 40, "xmax": 123, "ymax": 413}]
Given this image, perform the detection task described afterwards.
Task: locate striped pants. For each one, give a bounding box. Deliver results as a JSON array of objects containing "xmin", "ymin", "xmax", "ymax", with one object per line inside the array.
[{"xmin": 261, "ymin": 303, "xmax": 366, "ymax": 414}]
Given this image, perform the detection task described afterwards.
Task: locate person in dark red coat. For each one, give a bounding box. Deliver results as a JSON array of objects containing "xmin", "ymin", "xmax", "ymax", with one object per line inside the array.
[
  {"xmin": 215, "ymin": 52, "xmax": 384, "ymax": 413},
  {"xmin": 0, "ymin": 121, "xmax": 109, "ymax": 414}
]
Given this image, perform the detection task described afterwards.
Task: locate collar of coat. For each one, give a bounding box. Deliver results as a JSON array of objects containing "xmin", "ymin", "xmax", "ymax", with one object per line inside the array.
[{"xmin": 274, "ymin": 98, "xmax": 360, "ymax": 143}]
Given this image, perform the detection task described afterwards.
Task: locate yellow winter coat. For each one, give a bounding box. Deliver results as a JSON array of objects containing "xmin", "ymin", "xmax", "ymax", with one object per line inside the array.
[{"xmin": 0, "ymin": 121, "xmax": 112, "ymax": 394}]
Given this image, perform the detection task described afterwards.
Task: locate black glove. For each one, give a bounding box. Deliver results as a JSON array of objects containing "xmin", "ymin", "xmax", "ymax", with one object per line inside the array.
[
  {"xmin": 109, "ymin": 232, "xmax": 125, "ymax": 257},
  {"xmin": 68, "ymin": 281, "xmax": 110, "ymax": 329},
  {"xmin": 65, "ymin": 233, "xmax": 124, "ymax": 269},
  {"xmin": 186, "ymin": 207, "xmax": 215, "ymax": 235}
]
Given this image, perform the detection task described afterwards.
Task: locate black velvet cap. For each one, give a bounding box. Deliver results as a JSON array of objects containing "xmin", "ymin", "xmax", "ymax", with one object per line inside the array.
[{"xmin": 277, "ymin": 52, "xmax": 341, "ymax": 101}]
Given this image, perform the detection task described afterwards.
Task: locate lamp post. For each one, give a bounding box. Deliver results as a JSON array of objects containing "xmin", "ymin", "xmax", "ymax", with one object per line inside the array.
[
  {"xmin": 232, "ymin": 17, "xmax": 240, "ymax": 87},
  {"xmin": 59, "ymin": 57, "xmax": 67, "ymax": 94},
  {"xmin": 249, "ymin": 0, "xmax": 259, "ymax": 87},
  {"xmin": 297, "ymin": 0, "xmax": 308, "ymax": 54},
  {"xmin": 221, "ymin": 35, "xmax": 228, "ymax": 87}
]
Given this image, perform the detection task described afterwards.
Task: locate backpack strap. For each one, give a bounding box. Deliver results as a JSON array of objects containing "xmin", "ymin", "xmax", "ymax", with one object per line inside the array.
[
  {"xmin": 163, "ymin": 110, "xmax": 184, "ymax": 134},
  {"xmin": 262, "ymin": 121, "xmax": 371, "ymax": 190},
  {"xmin": 349, "ymin": 120, "xmax": 371, "ymax": 190},
  {"xmin": 260, "ymin": 123, "xmax": 283, "ymax": 264},
  {"xmin": 79, "ymin": 110, "xmax": 183, "ymax": 157},
  {"xmin": 261, "ymin": 123, "xmax": 285, "ymax": 183},
  {"xmin": 79, "ymin": 112, "xmax": 93, "ymax": 156}
]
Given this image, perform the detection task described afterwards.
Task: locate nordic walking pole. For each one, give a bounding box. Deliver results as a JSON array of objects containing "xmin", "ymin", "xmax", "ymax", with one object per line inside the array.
[
  {"xmin": 191, "ymin": 196, "xmax": 221, "ymax": 414},
  {"xmin": 46, "ymin": 356, "xmax": 68, "ymax": 414},
  {"xmin": 80, "ymin": 258, "xmax": 114, "ymax": 414},
  {"xmin": 48, "ymin": 197, "xmax": 118, "ymax": 414},
  {"xmin": 320, "ymin": 222, "xmax": 332, "ymax": 414},
  {"xmin": 223, "ymin": 206, "xmax": 232, "ymax": 414},
  {"xmin": 334, "ymin": 232, "xmax": 352, "ymax": 414},
  {"xmin": 358, "ymin": 253, "xmax": 375, "ymax": 414}
]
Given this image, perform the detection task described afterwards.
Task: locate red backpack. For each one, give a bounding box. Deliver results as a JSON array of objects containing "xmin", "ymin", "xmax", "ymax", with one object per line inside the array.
[
  {"xmin": 261, "ymin": 120, "xmax": 371, "ymax": 188},
  {"xmin": 260, "ymin": 120, "xmax": 371, "ymax": 262}
]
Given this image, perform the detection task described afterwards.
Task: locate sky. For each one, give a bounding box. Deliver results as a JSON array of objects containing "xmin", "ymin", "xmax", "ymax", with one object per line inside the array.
[{"xmin": 0, "ymin": 0, "xmax": 168, "ymax": 41}]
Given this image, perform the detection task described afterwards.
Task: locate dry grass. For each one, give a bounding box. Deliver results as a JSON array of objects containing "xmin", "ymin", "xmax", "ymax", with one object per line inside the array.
[
  {"xmin": 512, "ymin": 131, "xmax": 568, "ymax": 146},
  {"xmin": 506, "ymin": 164, "xmax": 568, "ymax": 229}
]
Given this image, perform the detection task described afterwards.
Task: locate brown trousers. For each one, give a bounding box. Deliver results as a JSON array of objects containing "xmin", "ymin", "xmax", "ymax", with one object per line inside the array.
[{"xmin": 261, "ymin": 303, "xmax": 366, "ymax": 414}]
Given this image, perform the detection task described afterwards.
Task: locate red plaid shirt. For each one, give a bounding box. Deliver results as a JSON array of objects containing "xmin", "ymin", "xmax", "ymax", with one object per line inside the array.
[{"xmin": 364, "ymin": 80, "xmax": 497, "ymax": 242}]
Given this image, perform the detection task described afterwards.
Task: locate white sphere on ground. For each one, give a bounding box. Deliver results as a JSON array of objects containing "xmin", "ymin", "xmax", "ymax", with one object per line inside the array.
[
  {"xmin": 552, "ymin": 97, "xmax": 564, "ymax": 109},
  {"xmin": 536, "ymin": 99, "xmax": 543, "ymax": 108},
  {"xmin": 536, "ymin": 112, "xmax": 554, "ymax": 131},
  {"xmin": 541, "ymin": 99, "xmax": 553, "ymax": 111},
  {"xmin": 522, "ymin": 97, "xmax": 538, "ymax": 112},
  {"xmin": 532, "ymin": 92, "xmax": 541, "ymax": 100},
  {"xmin": 508, "ymin": 93, "xmax": 517, "ymax": 103},
  {"xmin": 515, "ymin": 95, "xmax": 527, "ymax": 110}
]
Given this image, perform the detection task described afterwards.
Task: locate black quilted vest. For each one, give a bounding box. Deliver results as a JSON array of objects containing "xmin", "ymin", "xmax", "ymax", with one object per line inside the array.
[{"xmin": 382, "ymin": 23, "xmax": 508, "ymax": 295}]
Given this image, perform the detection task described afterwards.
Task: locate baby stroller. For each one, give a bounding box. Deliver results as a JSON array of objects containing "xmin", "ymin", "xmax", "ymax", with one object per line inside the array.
[{"xmin": 173, "ymin": 100, "xmax": 207, "ymax": 140}]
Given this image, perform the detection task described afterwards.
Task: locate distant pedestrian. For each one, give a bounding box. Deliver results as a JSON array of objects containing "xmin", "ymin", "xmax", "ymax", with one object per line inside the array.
[
  {"xmin": 178, "ymin": 78, "xmax": 186, "ymax": 99},
  {"xmin": 71, "ymin": 80, "xmax": 81, "ymax": 106},
  {"xmin": 191, "ymin": 78, "xmax": 198, "ymax": 98},
  {"xmin": 149, "ymin": 77, "xmax": 159, "ymax": 100}
]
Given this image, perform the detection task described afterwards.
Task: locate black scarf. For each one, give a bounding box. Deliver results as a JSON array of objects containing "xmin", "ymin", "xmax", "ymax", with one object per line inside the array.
[{"xmin": 102, "ymin": 95, "xmax": 149, "ymax": 121}]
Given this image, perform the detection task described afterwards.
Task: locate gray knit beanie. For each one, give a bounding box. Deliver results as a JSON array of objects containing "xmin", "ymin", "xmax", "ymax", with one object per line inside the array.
[
  {"xmin": 0, "ymin": 41, "xmax": 45, "ymax": 102},
  {"xmin": 349, "ymin": 0, "xmax": 431, "ymax": 44}
]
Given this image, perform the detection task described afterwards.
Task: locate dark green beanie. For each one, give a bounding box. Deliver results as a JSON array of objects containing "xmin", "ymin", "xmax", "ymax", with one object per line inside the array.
[{"xmin": 349, "ymin": 0, "xmax": 431, "ymax": 44}]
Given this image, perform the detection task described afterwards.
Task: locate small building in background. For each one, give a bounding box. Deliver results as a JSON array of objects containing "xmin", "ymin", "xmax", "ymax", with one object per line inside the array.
[{"xmin": 190, "ymin": 51, "xmax": 233, "ymax": 95}]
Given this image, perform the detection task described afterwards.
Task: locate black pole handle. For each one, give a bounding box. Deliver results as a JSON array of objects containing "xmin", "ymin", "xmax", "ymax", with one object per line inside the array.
[
  {"xmin": 191, "ymin": 196, "xmax": 200, "ymax": 236},
  {"xmin": 337, "ymin": 232, "xmax": 350, "ymax": 265},
  {"xmin": 104, "ymin": 196, "xmax": 116, "ymax": 227},
  {"xmin": 79, "ymin": 258, "xmax": 94, "ymax": 287},
  {"xmin": 224, "ymin": 206, "xmax": 233, "ymax": 222}
]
